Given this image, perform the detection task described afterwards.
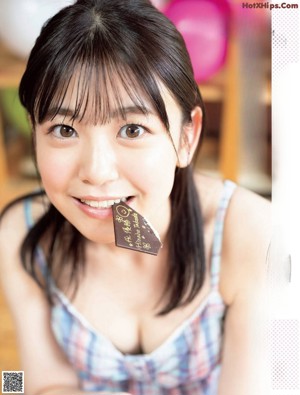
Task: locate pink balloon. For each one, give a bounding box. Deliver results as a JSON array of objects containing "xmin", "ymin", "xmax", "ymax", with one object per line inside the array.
[
  {"xmin": 150, "ymin": 0, "xmax": 170, "ymax": 12},
  {"xmin": 164, "ymin": 0, "xmax": 231, "ymax": 82}
]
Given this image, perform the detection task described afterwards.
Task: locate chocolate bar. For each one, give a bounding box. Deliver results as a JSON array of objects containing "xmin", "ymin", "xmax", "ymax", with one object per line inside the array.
[{"xmin": 112, "ymin": 202, "xmax": 162, "ymax": 255}]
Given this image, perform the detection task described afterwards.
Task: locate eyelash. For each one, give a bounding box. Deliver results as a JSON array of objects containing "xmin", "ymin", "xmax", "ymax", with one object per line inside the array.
[{"xmin": 47, "ymin": 123, "xmax": 150, "ymax": 140}]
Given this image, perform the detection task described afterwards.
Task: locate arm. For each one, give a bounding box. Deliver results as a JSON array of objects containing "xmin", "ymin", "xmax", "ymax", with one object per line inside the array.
[
  {"xmin": 0, "ymin": 202, "xmax": 130, "ymax": 395},
  {"xmin": 217, "ymin": 188, "xmax": 271, "ymax": 395}
]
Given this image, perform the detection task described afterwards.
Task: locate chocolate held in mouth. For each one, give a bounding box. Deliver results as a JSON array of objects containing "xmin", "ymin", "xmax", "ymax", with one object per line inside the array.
[{"xmin": 112, "ymin": 202, "xmax": 162, "ymax": 255}]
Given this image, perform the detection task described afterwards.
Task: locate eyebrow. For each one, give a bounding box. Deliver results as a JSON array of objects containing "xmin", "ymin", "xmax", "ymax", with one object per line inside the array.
[{"xmin": 43, "ymin": 105, "xmax": 153, "ymax": 123}]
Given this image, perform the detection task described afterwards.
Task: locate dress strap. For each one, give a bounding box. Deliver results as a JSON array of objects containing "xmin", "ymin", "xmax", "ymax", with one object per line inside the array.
[
  {"xmin": 24, "ymin": 197, "xmax": 34, "ymax": 229},
  {"xmin": 210, "ymin": 180, "xmax": 237, "ymax": 290},
  {"xmin": 23, "ymin": 197, "xmax": 49, "ymax": 278}
]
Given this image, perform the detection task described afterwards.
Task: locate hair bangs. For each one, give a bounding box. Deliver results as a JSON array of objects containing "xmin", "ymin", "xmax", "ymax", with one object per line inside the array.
[{"xmin": 30, "ymin": 41, "xmax": 170, "ymax": 130}]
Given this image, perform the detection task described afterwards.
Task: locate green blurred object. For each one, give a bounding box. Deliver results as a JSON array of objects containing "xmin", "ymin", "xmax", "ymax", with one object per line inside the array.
[{"xmin": 0, "ymin": 88, "xmax": 30, "ymax": 136}]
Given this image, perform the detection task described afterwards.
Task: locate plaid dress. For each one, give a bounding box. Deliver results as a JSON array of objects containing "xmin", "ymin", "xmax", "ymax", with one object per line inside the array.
[{"xmin": 25, "ymin": 180, "xmax": 237, "ymax": 395}]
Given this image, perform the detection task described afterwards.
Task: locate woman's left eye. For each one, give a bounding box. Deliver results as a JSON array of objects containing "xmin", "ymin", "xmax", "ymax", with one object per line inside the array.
[
  {"xmin": 118, "ymin": 124, "xmax": 146, "ymax": 139},
  {"xmin": 50, "ymin": 124, "xmax": 77, "ymax": 139}
]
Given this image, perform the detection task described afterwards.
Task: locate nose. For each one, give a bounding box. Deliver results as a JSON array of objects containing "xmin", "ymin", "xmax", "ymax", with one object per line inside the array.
[{"xmin": 78, "ymin": 132, "xmax": 119, "ymax": 185}]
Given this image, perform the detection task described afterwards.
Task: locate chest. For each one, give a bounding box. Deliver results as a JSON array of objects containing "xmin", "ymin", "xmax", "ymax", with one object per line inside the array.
[
  {"xmin": 51, "ymin": 284, "xmax": 225, "ymax": 391},
  {"xmin": 69, "ymin": 271, "xmax": 212, "ymax": 355}
]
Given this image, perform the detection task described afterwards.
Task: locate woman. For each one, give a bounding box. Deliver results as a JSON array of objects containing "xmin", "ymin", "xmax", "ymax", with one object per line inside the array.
[{"xmin": 0, "ymin": 0, "xmax": 270, "ymax": 394}]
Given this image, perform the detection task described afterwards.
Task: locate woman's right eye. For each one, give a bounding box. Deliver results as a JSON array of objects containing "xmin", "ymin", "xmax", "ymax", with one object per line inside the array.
[{"xmin": 50, "ymin": 124, "xmax": 77, "ymax": 139}]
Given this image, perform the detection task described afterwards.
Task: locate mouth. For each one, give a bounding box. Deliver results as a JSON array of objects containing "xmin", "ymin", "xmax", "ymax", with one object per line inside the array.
[{"xmin": 78, "ymin": 196, "xmax": 131, "ymax": 209}]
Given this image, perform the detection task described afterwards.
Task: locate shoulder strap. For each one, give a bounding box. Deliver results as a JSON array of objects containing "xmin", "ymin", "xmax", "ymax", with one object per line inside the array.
[
  {"xmin": 24, "ymin": 197, "xmax": 34, "ymax": 229},
  {"xmin": 210, "ymin": 180, "xmax": 237, "ymax": 289},
  {"xmin": 23, "ymin": 197, "xmax": 49, "ymax": 278}
]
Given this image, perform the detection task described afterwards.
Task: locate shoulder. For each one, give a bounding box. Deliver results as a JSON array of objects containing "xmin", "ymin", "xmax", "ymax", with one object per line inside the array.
[
  {"xmin": 0, "ymin": 192, "xmax": 47, "ymax": 261},
  {"xmin": 0, "ymin": 199, "xmax": 28, "ymax": 270},
  {"xmin": 0, "ymin": 192, "xmax": 48, "ymax": 295},
  {"xmin": 223, "ymin": 184, "xmax": 271, "ymax": 263},
  {"xmin": 221, "ymin": 184, "xmax": 271, "ymax": 304},
  {"xmin": 194, "ymin": 173, "xmax": 271, "ymax": 303},
  {"xmin": 225, "ymin": 184, "xmax": 270, "ymax": 236}
]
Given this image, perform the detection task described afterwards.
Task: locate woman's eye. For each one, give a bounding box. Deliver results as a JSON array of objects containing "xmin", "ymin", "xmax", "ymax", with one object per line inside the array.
[
  {"xmin": 118, "ymin": 124, "xmax": 146, "ymax": 139},
  {"xmin": 51, "ymin": 125, "xmax": 77, "ymax": 138}
]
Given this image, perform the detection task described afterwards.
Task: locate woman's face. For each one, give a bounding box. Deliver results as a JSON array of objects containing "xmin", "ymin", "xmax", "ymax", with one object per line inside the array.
[{"xmin": 35, "ymin": 77, "xmax": 187, "ymax": 246}]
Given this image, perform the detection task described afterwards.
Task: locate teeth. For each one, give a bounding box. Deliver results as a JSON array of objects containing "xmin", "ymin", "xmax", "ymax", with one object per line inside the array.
[{"xmin": 80, "ymin": 197, "xmax": 128, "ymax": 208}]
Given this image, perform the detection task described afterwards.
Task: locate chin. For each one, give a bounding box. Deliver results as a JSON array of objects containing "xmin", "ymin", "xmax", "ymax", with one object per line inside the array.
[{"xmin": 82, "ymin": 231, "xmax": 115, "ymax": 246}]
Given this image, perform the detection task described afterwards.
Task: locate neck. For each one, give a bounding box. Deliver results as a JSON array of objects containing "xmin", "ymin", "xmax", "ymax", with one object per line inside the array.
[{"xmin": 87, "ymin": 237, "xmax": 168, "ymax": 268}]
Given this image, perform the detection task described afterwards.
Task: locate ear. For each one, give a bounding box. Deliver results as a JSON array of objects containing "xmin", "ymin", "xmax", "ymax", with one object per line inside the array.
[{"xmin": 177, "ymin": 106, "xmax": 203, "ymax": 168}]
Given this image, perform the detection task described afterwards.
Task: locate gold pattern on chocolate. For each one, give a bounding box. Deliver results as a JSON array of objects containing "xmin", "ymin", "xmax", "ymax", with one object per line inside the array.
[{"xmin": 112, "ymin": 202, "xmax": 162, "ymax": 255}]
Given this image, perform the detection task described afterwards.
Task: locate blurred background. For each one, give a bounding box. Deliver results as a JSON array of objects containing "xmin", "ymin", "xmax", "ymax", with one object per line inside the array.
[{"xmin": 0, "ymin": 0, "xmax": 271, "ymax": 374}]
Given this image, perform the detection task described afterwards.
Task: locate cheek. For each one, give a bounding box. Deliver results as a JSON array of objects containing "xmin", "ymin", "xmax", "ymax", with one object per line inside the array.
[
  {"xmin": 36, "ymin": 143, "xmax": 75, "ymax": 191},
  {"xmin": 122, "ymin": 142, "xmax": 177, "ymax": 194}
]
